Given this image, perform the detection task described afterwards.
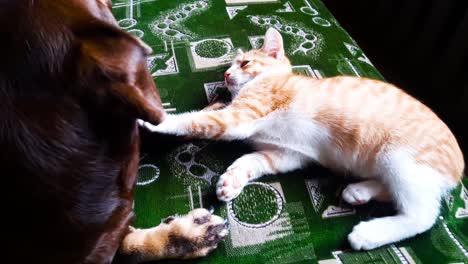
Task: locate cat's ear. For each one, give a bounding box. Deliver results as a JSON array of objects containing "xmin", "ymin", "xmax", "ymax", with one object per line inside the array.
[
  {"xmin": 237, "ymin": 48, "xmax": 244, "ymax": 55},
  {"xmin": 261, "ymin": 28, "xmax": 284, "ymax": 59}
]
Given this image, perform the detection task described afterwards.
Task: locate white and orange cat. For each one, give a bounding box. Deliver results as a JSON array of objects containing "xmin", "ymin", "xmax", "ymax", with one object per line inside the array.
[{"xmin": 139, "ymin": 28, "xmax": 464, "ymax": 250}]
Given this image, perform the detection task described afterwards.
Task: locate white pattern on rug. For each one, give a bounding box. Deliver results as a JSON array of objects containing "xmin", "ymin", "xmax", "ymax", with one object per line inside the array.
[
  {"xmin": 456, "ymin": 183, "xmax": 468, "ymax": 218},
  {"xmin": 226, "ymin": 6, "xmax": 248, "ymax": 20},
  {"xmin": 167, "ymin": 142, "xmax": 225, "ymax": 188},
  {"xmin": 248, "ymin": 15, "xmax": 323, "ymax": 57},
  {"xmin": 189, "ymin": 38, "xmax": 234, "ymax": 70},
  {"xmin": 204, "ymin": 81, "xmax": 227, "ymax": 103},
  {"xmin": 292, "ymin": 65, "xmax": 323, "ymax": 78},
  {"xmin": 344, "ymin": 42, "xmax": 373, "ymax": 66},
  {"xmin": 113, "ymin": 0, "xmax": 158, "ymax": 9},
  {"xmin": 147, "ymin": 41, "xmax": 179, "ymax": 77},
  {"xmin": 136, "ymin": 164, "xmax": 160, "ymax": 186},
  {"xmin": 299, "ymin": 0, "xmax": 332, "ymax": 27},
  {"xmin": 226, "ymin": 182, "xmax": 294, "ymax": 249},
  {"xmin": 149, "ymin": 0, "xmax": 210, "ymax": 40},
  {"xmin": 248, "ymin": 35, "xmax": 264, "ymax": 49},
  {"xmin": 276, "ymin": 1, "xmax": 295, "ymax": 13},
  {"xmin": 117, "ymin": 0, "xmax": 142, "ymax": 29},
  {"xmin": 225, "ymin": 0, "xmax": 277, "ymax": 4}
]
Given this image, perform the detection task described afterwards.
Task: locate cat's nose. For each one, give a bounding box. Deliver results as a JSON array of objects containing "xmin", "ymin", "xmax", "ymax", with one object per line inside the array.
[{"xmin": 224, "ymin": 72, "xmax": 231, "ymax": 80}]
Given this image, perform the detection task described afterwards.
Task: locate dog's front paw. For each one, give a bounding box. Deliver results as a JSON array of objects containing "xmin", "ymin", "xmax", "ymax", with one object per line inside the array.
[
  {"xmin": 121, "ymin": 208, "xmax": 228, "ymax": 261},
  {"xmin": 162, "ymin": 208, "xmax": 229, "ymax": 259}
]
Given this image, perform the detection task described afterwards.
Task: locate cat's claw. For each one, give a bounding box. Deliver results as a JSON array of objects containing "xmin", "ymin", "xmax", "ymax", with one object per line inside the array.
[{"xmin": 208, "ymin": 206, "xmax": 215, "ymax": 214}]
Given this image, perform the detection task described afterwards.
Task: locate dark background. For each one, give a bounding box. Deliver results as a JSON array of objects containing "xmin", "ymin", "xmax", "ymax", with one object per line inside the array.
[{"xmin": 323, "ymin": 0, "xmax": 467, "ymax": 165}]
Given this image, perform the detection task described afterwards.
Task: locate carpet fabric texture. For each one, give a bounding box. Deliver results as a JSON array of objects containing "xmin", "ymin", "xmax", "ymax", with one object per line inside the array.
[{"xmin": 112, "ymin": 1, "xmax": 468, "ymax": 263}]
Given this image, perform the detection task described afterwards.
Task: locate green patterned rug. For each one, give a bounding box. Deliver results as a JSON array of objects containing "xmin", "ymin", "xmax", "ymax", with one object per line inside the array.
[{"xmin": 112, "ymin": 1, "xmax": 468, "ymax": 263}]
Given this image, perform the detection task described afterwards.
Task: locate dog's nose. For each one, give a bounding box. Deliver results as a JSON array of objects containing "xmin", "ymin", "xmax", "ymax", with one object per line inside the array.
[{"xmin": 224, "ymin": 72, "xmax": 231, "ymax": 80}]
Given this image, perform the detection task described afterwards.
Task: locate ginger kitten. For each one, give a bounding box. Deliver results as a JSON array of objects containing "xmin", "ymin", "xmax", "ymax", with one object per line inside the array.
[{"xmin": 139, "ymin": 28, "xmax": 464, "ymax": 250}]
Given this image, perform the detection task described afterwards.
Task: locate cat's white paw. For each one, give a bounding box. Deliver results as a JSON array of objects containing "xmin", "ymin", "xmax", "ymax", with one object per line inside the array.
[
  {"xmin": 348, "ymin": 221, "xmax": 387, "ymax": 250},
  {"xmin": 216, "ymin": 169, "xmax": 249, "ymax": 202},
  {"xmin": 342, "ymin": 183, "xmax": 373, "ymax": 205},
  {"xmin": 138, "ymin": 119, "xmax": 161, "ymax": 132},
  {"xmin": 137, "ymin": 116, "xmax": 184, "ymax": 135}
]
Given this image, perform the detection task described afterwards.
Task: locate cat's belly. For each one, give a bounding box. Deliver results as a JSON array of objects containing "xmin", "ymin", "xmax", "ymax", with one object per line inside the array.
[
  {"xmin": 249, "ymin": 112, "xmax": 376, "ymax": 178},
  {"xmin": 317, "ymin": 147, "xmax": 377, "ymax": 178},
  {"xmin": 248, "ymin": 112, "xmax": 326, "ymax": 159}
]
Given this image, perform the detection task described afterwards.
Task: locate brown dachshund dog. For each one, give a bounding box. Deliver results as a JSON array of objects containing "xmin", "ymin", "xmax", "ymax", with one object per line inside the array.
[{"xmin": 0, "ymin": 0, "xmax": 227, "ymax": 263}]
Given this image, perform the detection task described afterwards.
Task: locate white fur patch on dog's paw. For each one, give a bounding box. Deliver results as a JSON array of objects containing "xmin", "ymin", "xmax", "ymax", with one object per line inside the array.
[
  {"xmin": 121, "ymin": 208, "xmax": 229, "ymax": 260},
  {"xmin": 342, "ymin": 184, "xmax": 373, "ymax": 205},
  {"xmin": 348, "ymin": 221, "xmax": 386, "ymax": 250},
  {"xmin": 216, "ymin": 169, "xmax": 249, "ymax": 202},
  {"xmin": 163, "ymin": 208, "xmax": 229, "ymax": 258}
]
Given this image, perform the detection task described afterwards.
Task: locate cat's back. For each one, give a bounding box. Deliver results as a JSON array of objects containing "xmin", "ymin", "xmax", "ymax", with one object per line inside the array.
[
  {"xmin": 294, "ymin": 76, "xmax": 438, "ymax": 129},
  {"xmin": 292, "ymin": 76, "xmax": 464, "ymax": 180}
]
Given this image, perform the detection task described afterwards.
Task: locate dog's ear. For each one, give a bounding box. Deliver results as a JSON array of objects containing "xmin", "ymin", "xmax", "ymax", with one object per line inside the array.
[{"xmin": 77, "ymin": 25, "xmax": 164, "ymax": 124}]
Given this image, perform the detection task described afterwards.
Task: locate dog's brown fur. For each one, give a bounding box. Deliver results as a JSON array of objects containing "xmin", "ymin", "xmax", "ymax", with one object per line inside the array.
[
  {"xmin": 1, "ymin": 1, "xmax": 229, "ymax": 262},
  {"xmin": 1, "ymin": 1, "xmax": 164, "ymax": 263}
]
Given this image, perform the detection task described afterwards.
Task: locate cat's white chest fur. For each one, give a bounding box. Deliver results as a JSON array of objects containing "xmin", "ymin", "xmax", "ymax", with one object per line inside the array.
[
  {"xmin": 247, "ymin": 110, "xmax": 373, "ymax": 177},
  {"xmin": 249, "ymin": 111, "xmax": 326, "ymax": 159}
]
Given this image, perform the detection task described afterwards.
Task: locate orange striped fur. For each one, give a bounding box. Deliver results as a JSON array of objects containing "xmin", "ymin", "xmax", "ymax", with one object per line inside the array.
[{"xmin": 140, "ymin": 28, "xmax": 464, "ymax": 250}]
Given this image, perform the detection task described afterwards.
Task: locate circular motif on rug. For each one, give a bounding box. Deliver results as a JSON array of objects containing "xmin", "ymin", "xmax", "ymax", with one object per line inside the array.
[
  {"xmin": 128, "ymin": 29, "xmax": 144, "ymax": 38},
  {"xmin": 156, "ymin": 22, "xmax": 168, "ymax": 29},
  {"xmin": 175, "ymin": 147, "xmax": 212, "ymax": 180},
  {"xmin": 168, "ymin": 143, "xmax": 220, "ymax": 187},
  {"xmin": 137, "ymin": 164, "xmax": 160, "ymax": 186},
  {"xmin": 300, "ymin": 6, "xmax": 318, "ymax": 16},
  {"xmin": 228, "ymin": 182, "xmax": 284, "ymax": 228},
  {"xmin": 312, "ymin": 17, "xmax": 331, "ymax": 27},
  {"xmin": 194, "ymin": 39, "xmax": 232, "ymax": 58},
  {"xmin": 118, "ymin": 18, "xmax": 137, "ymax": 29}
]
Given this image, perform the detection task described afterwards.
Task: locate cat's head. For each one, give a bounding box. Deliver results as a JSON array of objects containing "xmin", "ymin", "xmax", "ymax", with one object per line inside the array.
[{"xmin": 224, "ymin": 28, "xmax": 292, "ymax": 95}]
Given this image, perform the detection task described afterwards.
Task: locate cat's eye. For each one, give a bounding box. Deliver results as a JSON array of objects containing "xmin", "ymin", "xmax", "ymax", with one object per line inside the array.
[{"xmin": 240, "ymin": 60, "xmax": 250, "ymax": 68}]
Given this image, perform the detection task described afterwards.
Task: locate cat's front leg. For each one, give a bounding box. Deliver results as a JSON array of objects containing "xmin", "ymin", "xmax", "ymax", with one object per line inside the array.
[
  {"xmin": 202, "ymin": 102, "xmax": 228, "ymax": 111},
  {"xmin": 138, "ymin": 114, "xmax": 192, "ymax": 136},
  {"xmin": 217, "ymin": 150, "xmax": 307, "ymax": 201},
  {"xmin": 138, "ymin": 109, "xmax": 255, "ymax": 140}
]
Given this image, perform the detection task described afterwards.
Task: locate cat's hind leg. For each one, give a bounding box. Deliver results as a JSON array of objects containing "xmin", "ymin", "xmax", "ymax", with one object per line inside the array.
[
  {"xmin": 217, "ymin": 150, "xmax": 307, "ymax": 201},
  {"xmin": 347, "ymin": 151, "xmax": 456, "ymax": 250},
  {"xmin": 342, "ymin": 180, "xmax": 391, "ymax": 205}
]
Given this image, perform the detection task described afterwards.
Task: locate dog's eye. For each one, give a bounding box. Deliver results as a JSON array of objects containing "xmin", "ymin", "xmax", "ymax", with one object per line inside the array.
[{"xmin": 240, "ymin": 60, "xmax": 250, "ymax": 68}]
